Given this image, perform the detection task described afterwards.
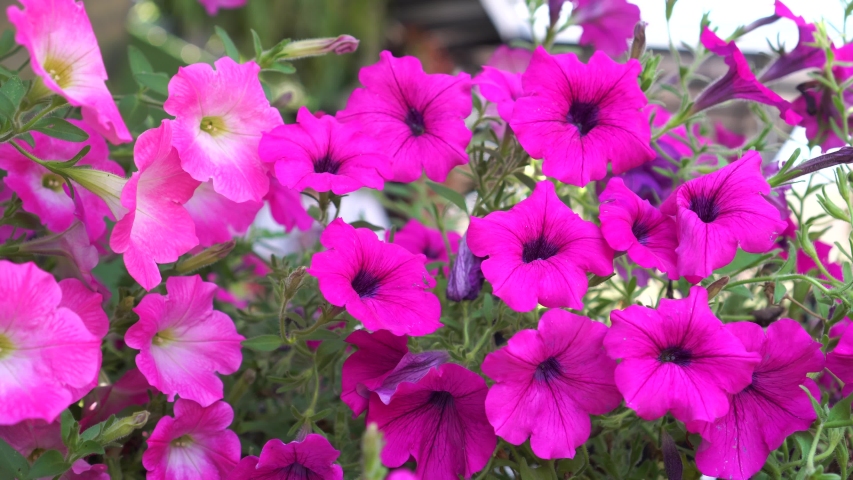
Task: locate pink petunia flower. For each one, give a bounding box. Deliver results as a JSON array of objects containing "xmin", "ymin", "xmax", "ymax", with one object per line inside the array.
[
  {"xmin": 367, "ymin": 363, "xmax": 497, "ymax": 480},
  {"xmin": 18, "ymin": 221, "xmax": 99, "ymax": 289},
  {"xmin": 110, "ymin": 120, "xmax": 200, "ymax": 291},
  {"xmin": 62, "ymin": 462, "xmax": 109, "ymax": 480},
  {"xmin": 482, "ymin": 309, "xmax": 621, "ymax": 459},
  {"xmin": 125, "ymin": 275, "xmax": 244, "ymax": 407},
  {"xmin": 572, "ymin": 0, "xmax": 642, "ymax": 57},
  {"xmin": 0, "ymin": 261, "xmax": 101, "ymax": 425},
  {"xmin": 694, "ymin": 28, "xmax": 801, "ymax": 125},
  {"xmin": 467, "ymin": 181, "xmax": 614, "ymax": 312},
  {"xmin": 58, "ymin": 277, "xmax": 107, "ymax": 401},
  {"xmin": 80, "ymin": 368, "xmax": 158, "ymax": 430},
  {"xmin": 686, "ymin": 319, "xmax": 824, "ymax": 480},
  {"xmin": 337, "ymin": 51, "xmax": 472, "ymax": 183},
  {"xmin": 660, "ymin": 152, "xmax": 788, "ymax": 283},
  {"xmin": 231, "ymin": 434, "xmax": 344, "ymax": 480},
  {"xmin": 0, "ymin": 419, "xmax": 64, "ymax": 457},
  {"xmin": 386, "ymin": 219, "xmax": 461, "ymax": 275},
  {"xmin": 511, "ymin": 47, "xmax": 655, "ymax": 187},
  {"xmin": 599, "ymin": 177, "xmax": 678, "ymax": 279},
  {"xmin": 143, "ymin": 399, "xmax": 240, "ymax": 480},
  {"xmin": 184, "ymin": 181, "xmax": 263, "ymax": 247},
  {"xmin": 792, "ymin": 43, "xmax": 853, "ymax": 150},
  {"xmin": 6, "ymin": 0, "xmax": 131, "ymax": 144},
  {"xmin": 827, "ymin": 325, "xmax": 853, "ymax": 397},
  {"xmin": 0, "ymin": 121, "xmax": 124, "ymax": 239},
  {"xmin": 341, "ymin": 329, "xmax": 449, "ymax": 417},
  {"xmin": 197, "ymin": 0, "xmax": 246, "ymax": 16},
  {"xmin": 265, "ymin": 175, "xmax": 315, "ymax": 233},
  {"xmin": 164, "ymin": 57, "xmax": 283, "ymax": 203},
  {"xmin": 260, "ymin": 106, "xmax": 391, "ymax": 195},
  {"xmin": 795, "ymin": 240, "xmax": 844, "ymax": 281},
  {"xmin": 308, "ymin": 218, "xmax": 441, "ymax": 336},
  {"xmin": 758, "ymin": 1, "xmax": 827, "ymax": 84},
  {"xmin": 486, "ymin": 45, "xmax": 533, "ymax": 73},
  {"xmin": 604, "ymin": 286, "xmax": 761, "ymax": 423}
]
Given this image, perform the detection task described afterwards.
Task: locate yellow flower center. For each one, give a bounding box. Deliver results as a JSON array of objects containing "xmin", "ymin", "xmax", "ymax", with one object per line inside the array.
[
  {"xmin": 153, "ymin": 328, "xmax": 177, "ymax": 346},
  {"xmin": 0, "ymin": 334, "xmax": 15, "ymax": 360},
  {"xmin": 42, "ymin": 173, "xmax": 66, "ymax": 192},
  {"xmin": 200, "ymin": 116, "xmax": 227, "ymax": 137},
  {"xmin": 41, "ymin": 57, "xmax": 74, "ymax": 89},
  {"xmin": 171, "ymin": 434, "xmax": 194, "ymax": 448}
]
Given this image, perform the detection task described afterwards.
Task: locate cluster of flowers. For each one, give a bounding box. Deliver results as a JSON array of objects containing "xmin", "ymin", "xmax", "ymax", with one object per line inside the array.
[{"xmin": 0, "ymin": 0, "xmax": 852, "ymax": 479}]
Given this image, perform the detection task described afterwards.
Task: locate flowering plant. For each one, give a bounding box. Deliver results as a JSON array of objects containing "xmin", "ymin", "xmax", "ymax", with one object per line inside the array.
[{"xmin": 1, "ymin": 0, "xmax": 853, "ymax": 479}]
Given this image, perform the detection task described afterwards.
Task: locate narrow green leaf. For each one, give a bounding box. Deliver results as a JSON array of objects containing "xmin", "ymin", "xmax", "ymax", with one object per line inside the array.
[
  {"xmin": 0, "ymin": 438, "xmax": 28, "ymax": 479},
  {"xmin": 60, "ymin": 409, "xmax": 75, "ymax": 445},
  {"xmin": 27, "ymin": 450, "xmax": 69, "ymax": 479},
  {"xmin": 127, "ymin": 46, "xmax": 153, "ymax": 76},
  {"xmin": 134, "ymin": 72, "xmax": 170, "ymax": 95},
  {"xmin": 349, "ymin": 220, "xmax": 385, "ymax": 231},
  {"xmin": 251, "ymin": 29, "xmax": 264, "ymax": 59},
  {"xmin": 0, "ymin": 76, "xmax": 26, "ymax": 111},
  {"xmin": 118, "ymin": 95, "xmax": 148, "ymax": 129},
  {"xmin": 426, "ymin": 181, "xmax": 468, "ymax": 214},
  {"xmin": 74, "ymin": 440, "xmax": 105, "ymax": 457},
  {"xmin": 32, "ymin": 117, "xmax": 89, "ymax": 142},
  {"xmin": 773, "ymin": 280, "xmax": 787, "ymax": 304},
  {"xmin": 0, "ymin": 30, "xmax": 16, "ymax": 58},
  {"xmin": 826, "ymin": 392, "xmax": 853, "ymax": 427},
  {"xmin": 800, "ymin": 384, "xmax": 826, "ymax": 421},
  {"xmin": 242, "ymin": 334, "xmax": 283, "ymax": 352},
  {"xmin": 265, "ymin": 62, "xmax": 296, "ymax": 74},
  {"xmin": 513, "ymin": 172, "xmax": 537, "ymax": 191},
  {"xmin": 0, "ymin": 90, "xmax": 15, "ymax": 119},
  {"xmin": 16, "ymin": 132, "xmax": 34, "ymax": 148},
  {"xmin": 215, "ymin": 26, "xmax": 240, "ymax": 62}
]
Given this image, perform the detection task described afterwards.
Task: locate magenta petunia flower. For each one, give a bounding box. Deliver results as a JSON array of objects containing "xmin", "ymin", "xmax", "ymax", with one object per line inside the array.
[
  {"xmin": 599, "ymin": 177, "xmax": 678, "ymax": 279},
  {"xmin": 125, "ymin": 275, "xmax": 244, "ymax": 407},
  {"xmin": 482, "ymin": 309, "xmax": 621, "ymax": 459},
  {"xmin": 685, "ymin": 319, "xmax": 824, "ymax": 480},
  {"xmin": 6, "ymin": 0, "xmax": 131, "ymax": 144},
  {"xmin": 341, "ymin": 329, "xmax": 449, "ymax": 417},
  {"xmin": 510, "ymin": 47, "xmax": 655, "ymax": 186},
  {"xmin": 386, "ymin": 219, "xmax": 461, "ymax": 275},
  {"xmin": 197, "ymin": 0, "xmax": 246, "ymax": 15},
  {"xmin": 367, "ymin": 363, "xmax": 497, "ymax": 479},
  {"xmin": 0, "ymin": 261, "xmax": 101, "ymax": 425},
  {"xmin": 260, "ymin": 107, "xmax": 391, "ymax": 195},
  {"xmin": 231, "ymin": 434, "xmax": 344, "ymax": 480},
  {"xmin": 337, "ymin": 51, "xmax": 472, "ymax": 183},
  {"xmin": 473, "ymin": 46, "xmax": 532, "ymax": 125},
  {"xmin": 695, "ymin": 28, "xmax": 801, "ymax": 125},
  {"xmin": 143, "ymin": 399, "xmax": 240, "ymax": 480},
  {"xmin": 80, "ymin": 368, "xmax": 158, "ymax": 430},
  {"xmin": 660, "ymin": 151, "xmax": 788, "ymax": 282},
  {"xmin": 265, "ymin": 175, "xmax": 315, "ymax": 233},
  {"xmin": 184, "ymin": 181, "xmax": 263, "ymax": 247},
  {"xmin": 467, "ymin": 181, "xmax": 613, "ymax": 312},
  {"xmin": 794, "ymin": 240, "xmax": 844, "ymax": 281},
  {"xmin": 308, "ymin": 218, "xmax": 441, "ymax": 336},
  {"xmin": 604, "ymin": 286, "xmax": 761, "ymax": 423},
  {"xmin": 758, "ymin": 1, "xmax": 827, "ymax": 84},
  {"xmin": 827, "ymin": 325, "xmax": 853, "ymax": 397},
  {"xmin": 110, "ymin": 120, "xmax": 200, "ymax": 291},
  {"xmin": 164, "ymin": 57, "xmax": 283, "ymax": 203},
  {"xmin": 572, "ymin": 0, "xmax": 642, "ymax": 57},
  {"xmin": 793, "ymin": 43, "xmax": 853, "ymax": 150},
  {"xmin": 63, "ymin": 462, "xmax": 109, "ymax": 480}
]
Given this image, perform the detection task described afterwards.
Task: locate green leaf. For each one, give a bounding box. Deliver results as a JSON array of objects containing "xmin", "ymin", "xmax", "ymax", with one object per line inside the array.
[
  {"xmin": 134, "ymin": 72, "xmax": 170, "ymax": 95},
  {"xmin": 265, "ymin": 62, "xmax": 296, "ymax": 74},
  {"xmin": 128, "ymin": 46, "xmax": 153, "ymax": 76},
  {"xmin": 0, "ymin": 91, "xmax": 15, "ymax": 119},
  {"xmin": 825, "ymin": 392, "xmax": 853, "ymax": 428},
  {"xmin": 302, "ymin": 328, "xmax": 341, "ymax": 341},
  {"xmin": 118, "ymin": 95, "xmax": 148, "ymax": 129},
  {"xmin": 773, "ymin": 280, "xmax": 787, "ymax": 304},
  {"xmin": 27, "ymin": 450, "xmax": 69, "ymax": 479},
  {"xmin": 74, "ymin": 440, "xmax": 105, "ymax": 457},
  {"xmin": 251, "ymin": 29, "xmax": 264, "ymax": 60},
  {"xmin": 0, "ymin": 438, "xmax": 28, "ymax": 479},
  {"xmin": 800, "ymin": 384, "xmax": 826, "ymax": 421},
  {"xmin": 60, "ymin": 409, "xmax": 75, "ymax": 445},
  {"xmin": 518, "ymin": 457, "xmax": 551, "ymax": 480},
  {"xmin": 0, "ymin": 30, "xmax": 16, "ymax": 58},
  {"xmin": 666, "ymin": 0, "xmax": 678, "ymax": 21},
  {"xmin": 349, "ymin": 220, "xmax": 385, "ymax": 231},
  {"xmin": 513, "ymin": 172, "xmax": 537, "ymax": 191},
  {"xmin": 0, "ymin": 76, "xmax": 26, "ymax": 112},
  {"xmin": 80, "ymin": 423, "xmax": 102, "ymax": 442},
  {"xmin": 215, "ymin": 26, "xmax": 240, "ymax": 62},
  {"xmin": 716, "ymin": 249, "xmax": 767, "ymax": 275},
  {"xmin": 16, "ymin": 132, "xmax": 34, "ymax": 148},
  {"xmin": 32, "ymin": 117, "xmax": 89, "ymax": 142},
  {"xmin": 242, "ymin": 334, "xmax": 283, "ymax": 352},
  {"xmin": 426, "ymin": 181, "xmax": 468, "ymax": 214}
]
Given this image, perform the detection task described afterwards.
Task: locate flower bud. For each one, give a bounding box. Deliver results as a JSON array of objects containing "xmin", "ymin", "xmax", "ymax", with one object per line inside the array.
[
  {"xmin": 284, "ymin": 266, "xmax": 308, "ymax": 298},
  {"xmin": 706, "ymin": 276, "xmax": 729, "ymax": 299},
  {"xmin": 548, "ymin": 0, "xmax": 567, "ymax": 27},
  {"xmin": 361, "ymin": 423, "xmax": 387, "ymax": 480},
  {"xmin": 446, "ymin": 234, "xmax": 485, "ymax": 302},
  {"xmin": 629, "ymin": 22, "xmax": 647, "ymax": 59},
  {"xmin": 279, "ymin": 35, "xmax": 360, "ymax": 60},
  {"xmin": 175, "ymin": 241, "xmax": 236, "ymax": 274},
  {"xmin": 100, "ymin": 411, "xmax": 149, "ymax": 445},
  {"xmin": 60, "ymin": 166, "xmax": 128, "ymax": 219}
]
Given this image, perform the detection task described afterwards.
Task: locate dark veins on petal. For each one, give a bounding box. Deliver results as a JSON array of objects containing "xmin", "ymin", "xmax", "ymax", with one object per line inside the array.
[
  {"xmin": 281, "ymin": 463, "xmax": 313, "ymax": 479},
  {"xmin": 313, "ymin": 155, "xmax": 342, "ymax": 174},
  {"xmin": 405, "ymin": 107, "xmax": 426, "ymax": 136},
  {"xmin": 566, "ymin": 101, "xmax": 600, "ymax": 136},
  {"xmin": 428, "ymin": 390, "xmax": 455, "ymax": 410},
  {"xmin": 688, "ymin": 195, "xmax": 720, "ymax": 223},
  {"xmin": 351, "ymin": 269, "xmax": 381, "ymax": 298},
  {"xmin": 534, "ymin": 356, "xmax": 563, "ymax": 383},
  {"xmin": 631, "ymin": 221, "xmax": 651, "ymax": 245},
  {"xmin": 522, "ymin": 236, "xmax": 560, "ymax": 263},
  {"xmin": 658, "ymin": 346, "xmax": 692, "ymax": 366}
]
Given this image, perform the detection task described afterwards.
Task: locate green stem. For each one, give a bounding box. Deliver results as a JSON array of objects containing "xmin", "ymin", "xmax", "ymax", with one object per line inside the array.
[{"xmin": 806, "ymin": 422, "xmax": 824, "ymax": 474}]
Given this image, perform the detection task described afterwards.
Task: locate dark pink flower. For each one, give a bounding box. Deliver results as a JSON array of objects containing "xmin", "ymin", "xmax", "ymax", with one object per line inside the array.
[
  {"xmin": 80, "ymin": 368, "xmax": 158, "ymax": 430},
  {"xmin": 265, "ymin": 175, "xmax": 315, "ymax": 233},
  {"xmin": 308, "ymin": 218, "xmax": 441, "ymax": 336},
  {"xmin": 511, "ymin": 47, "xmax": 655, "ymax": 186},
  {"xmin": 660, "ymin": 152, "xmax": 788, "ymax": 283},
  {"xmin": 604, "ymin": 286, "xmax": 761, "ymax": 423},
  {"xmin": 796, "ymin": 240, "xmax": 844, "ymax": 281},
  {"xmin": 198, "ymin": 0, "xmax": 246, "ymax": 15},
  {"xmin": 63, "ymin": 462, "xmax": 109, "ymax": 480},
  {"xmin": 260, "ymin": 107, "xmax": 391, "ymax": 195},
  {"xmin": 367, "ymin": 363, "xmax": 496, "ymax": 479},
  {"xmin": 184, "ymin": 181, "xmax": 263, "ymax": 247},
  {"xmin": 386, "ymin": 219, "xmax": 461, "ymax": 275},
  {"xmin": 713, "ymin": 121, "xmax": 746, "ymax": 149},
  {"xmin": 827, "ymin": 325, "xmax": 853, "ymax": 397},
  {"xmin": 792, "ymin": 44, "xmax": 853, "ymax": 150},
  {"xmin": 143, "ymin": 399, "xmax": 240, "ymax": 480},
  {"xmin": 758, "ymin": 1, "xmax": 827, "ymax": 83},
  {"xmin": 486, "ymin": 46, "xmax": 533, "ymax": 73},
  {"xmin": 599, "ymin": 177, "xmax": 678, "ymax": 279},
  {"xmin": 337, "ymin": 51, "xmax": 472, "ymax": 183},
  {"xmin": 0, "ymin": 419, "xmax": 64, "ymax": 457},
  {"xmin": 572, "ymin": 0, "xmax": 642, "ymax": 57},
  {"xmin": 482, "ymin": 309, "xmax": 621, "ymax": 459},
  {"xmin": 231, "ymin": 434, "xmax": 343, "ymax": 480},
  {"xmin": 474, "ymin": 47, "xmax": 532, "ymax": 124},
  {"xmin": 686, "ymin": 319, "xmax": 824, "ymax": 480},
  {"xmin": 695, "ymin": 28, "xmax": 801, "ymax": 125},
  {"xmin": 467, "ymin": 181, "xmax": 613, "ymax": 312},
  {"xmin": 341, "ymin": 329, "xmax": 449, "ymax": 417}
]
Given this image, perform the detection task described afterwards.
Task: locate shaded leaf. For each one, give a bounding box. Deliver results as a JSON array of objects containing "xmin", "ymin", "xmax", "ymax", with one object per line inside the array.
[
  {"xmin": 128, "ymin": 46, "xmax": 153, "ymax": 76},
  {"xmin": 134, "ymin": 72, "xmax": 170, "ymax": 95},
  {"xmin": 32, "ymin": 117, "xmax": 89, "ymax": 142},
  {"xmin": 27, "ymin": 450, "xmax": 69, "ymax": 479},
  {"xmin": 242, "ymin": 334, "xmax": 283, "ymax": 352},
  {"xmin": 215, "ymin": 26, "xmax": 240, "ymax": 62},
  {"xmin": 426, "ymin": 181, "xmax": 468, "ymax": 214},
  {"xmin": 0, "ymin": 438, "xmax": 28, "ymax": 479}
]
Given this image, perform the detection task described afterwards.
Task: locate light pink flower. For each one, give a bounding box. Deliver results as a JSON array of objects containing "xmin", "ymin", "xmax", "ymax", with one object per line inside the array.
[
  {"xmin": 18, "ymin": 221, "xmax": 99, "ymax": 289},
  {"xmin": 6, "ymin": 0, "xmax": 131, "ymax": 144},
  {"xmin": 143, "ymin": 399, "xmax": 240, "ymax": 480},
  {"xmin": 164, "ymin": 57, "xmax": 283, "ymax": 203},
  {"xmin": 184, "ymin": 181, "xmax": 263, "ymax": 247},
  {"xmin": 265, "ymin": 175, "xmax": 315, "ymax": 233},
  {"xmin": 109, "ymin": 120, "xmax": 200, "ymax": 291},
  {"xmin": 80, "ymin": 368, "xmax": 158, "ymax": 430},
  {"xmin": 125, "ymin": 275, "xmax": 244, "ymax": 407},
  {"xmin": 58, "ymin": 277, "xmax": 107, "ymax": 401},
  {"xmin": 386, "ymin": 219, "xmax": 461, "ymax": 275},
  {"xmin": 197, "ymin": 0, "xmax": 246, "ymax": 16},
  {"xmin": 231, "ymin": 434, "xmax": 344, "ymax": 480},
  {"xmin": 572, "ymin": 0, "xmax": 642, "ymax": 57},
  {"xmin": 0, "ymin": 261, "xmax": 101, "ymax": 425},
  {"xmin": 63, "ymin": 461, "xmax": 109, "ymax": 480}
]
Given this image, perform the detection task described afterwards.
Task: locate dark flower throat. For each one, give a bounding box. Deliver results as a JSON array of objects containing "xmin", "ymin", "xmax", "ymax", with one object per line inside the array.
[
  {"xmin": 534, "ymin": 356, "xmax": 562, "ymax": 382},
  {"xmin": 405, "ymin": 107, "xmax": 426, "ymax": 136},
  {"xmin": 658, "ymin": 346, "xmax": 692, "ymax": 366},
  {"xmin": 689, "ymin": 195, "xmax": 720, "ymax": 223},
  {"xmin": 522, "ymin": 236, "xmax": 560, "ymax": 263},
  {"xmin": 351, "ymin": 270, "xmax": 380, "ymax": 298},
  {"xmin": 313, "ymin": 155, "xmax": 342, "ymax": 174},
  {"xmin": 631, "ymin": 221, "xmax": 651, "ymax": 245},
  {"xmin": 566, "ymin": 101, "xmax": 600, "ymax": 136}
]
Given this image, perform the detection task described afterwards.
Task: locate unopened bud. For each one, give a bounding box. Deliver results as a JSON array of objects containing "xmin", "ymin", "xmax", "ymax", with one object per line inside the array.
[
  {"xmin": 629, "ymin": 22, "xmax": 647, "ymax": 59},
  {"xmin": 446, "ymin": 234, "xmax": 485, "ymax": 302},
  {"xmin": 279, "ymin": 35, "xmax": 359, "ymax": 60},
  {"xmin": 175, "ymin": 241, "xmax": 236, "ymax": 274},
  {"xmin": 284, "ymin": 266, "xmax": 307, "ymax": 297},
  {"xmin": 362, "ymin": 423, "xmax": 387, "ymax": 480},
  {"xmin": 100, "ymin": 411, "xmax": 149, "ymax": 445},
  {"xmin": 61, "ymin": 167, "xmax": 128, "ymax": 219},
  {"xmin": 548, "ymin": 0, "xmax": 567, "ymax": 27},
  {"xmin": 706, "ymin": 276, "xmax": 729, "ymax": 299}
]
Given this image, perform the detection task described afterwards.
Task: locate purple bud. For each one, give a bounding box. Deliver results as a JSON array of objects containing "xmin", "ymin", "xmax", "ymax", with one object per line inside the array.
[
  {"xmin": 446, "ymin": 233, "xmax": 485, "ymax": 302},
  {"xmin": 548, "ymin": 0, "xmax": 568, "ymax": 27}
]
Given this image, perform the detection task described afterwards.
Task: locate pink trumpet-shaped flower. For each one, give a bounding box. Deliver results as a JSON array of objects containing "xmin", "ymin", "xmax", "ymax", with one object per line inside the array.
[
  {"xmin": 110, "ymin": 120, "xmax": 200, "ymax": 291},
  {"xmin": 792, "ymin": 43, "xmax": 853, "ymax": 151},
  {"xmin": 125, "ymin": 275, "xmax": 244, "ymax": 407},
  {"xmin": 482, "ymin": 309, "xmax": 621, "ymax": 459},
  {"xmin": 572, "ymin": 0, "xmax": 642, "ymax": 57},
  {"xmin": 197, "ymin": 0, "xmax": 246, "ymax": 16},
  {"xmin": 0, "ymin": 419, "xmax": 64, "ymax": 457},
  {"xmin": 265, "ymin": 175, "xmax": 315, "ymax": 233},
  {"xmin": 184, "ymin": 181, "xmax": 263, "ymax": 247},
  {"xmin": 231, "ymin": 434, "xmax": 344, "ymax": 480},
  {"xmin": 473, "ymin": 47, "xmax": 532, "ymax": 123},
  {"xmin": 165, "ymin": 57, "xmax": 283, "ymax": 203},
  {"xmin": 758, "ymin": 1, "xmax": 827, "ymax": 83},
  {"xmin": 827, "ymin": 325, "xmax": 853, "ymax": 397},
  {"xmin": 143, "ymin": 399, "xmax": 240, "ymax": 480},
  {"xmin": 386, "ymin": 219, "xmax": 461, "ymax": 275},
  {"xmin": 80, "ymin": 368, "xmax": 157, "ymax": 430},
  {"xmin": 604, "ymin": 286, "xmax": 761, "ymax": 423}
]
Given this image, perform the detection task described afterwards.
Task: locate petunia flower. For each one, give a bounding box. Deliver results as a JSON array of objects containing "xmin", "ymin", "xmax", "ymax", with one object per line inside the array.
[
  {"xmin": 467, "ymin": 181, "xmax": 614, "ymax": 312},
  {"xmin": 231, "ymin": 434, "xmax": 344, "ymax": 480},
  {"xmin": 511, "ymin": 47, "xmax": 655, "ymax": 186},
  {"xmin": 197, "ymin": 0, "xmax": 246, "ymax": 16},
  {"xmin": 18, "ymin": 221, "xmax": 99, "ymax": 289},
  {"xmin": 213, "ymin": 254, "xmax": 272, "ymax": 308},
  {"xmin": 792, "ymin": 43, "xmax": 853, "ymax": 150},
  {"xmin": 367, "ymin": 363, "xmax": 497, "ymax": 480},
  {"xmin": 660, "ymin": 151, "xmax": 788, "ymax": 283},
  {"xmin": 260, "ymin": 106, "xmax": 391, "ymax": 195},
  {"xmin": 308, "ymin": 218, "xmax": 441, "ymax": 336},
  {"xmin": 572, "ymin": 0, "xmax": 642, "ymax": 57},
  {"xmin": 125, "ymin": 275, "xmax": 244, "ymax": 407},
  {"xmin": 599, "ymin": 177, "xmax": 678, "ymax": 279},
  {"xmin": 341, "ymin": 329, "xmax": 449, "ymax": 417},
  {"xmin": 694, "ymin": 28, "xmax": 801, "ymax": 125},
  {"xmin": 110, "ymin": 120, "xmax": 200, "ymax": 291},
  {"xmin": 62, "ymin": 462, "xmax": 109, "ymax": 480},
  {"xmin": 446, "ymin": 233, "xmax": 485, "ymax": 302},
  {"xmin": 0, "ymin": 261, "xmax": 101, "ymax": 425},
  {"xmin": 164, "ymin": 57, "xmax": 283, "ymax": 203},
  {"xmin": 482, "ymin": 309, "xmax": 621, "ymax": 459},
  {"xmin": 686, "ymin": 319, "xmax": 824, "ymax": 480},
  {"xmin": 337, "ymin": 51, "xmax": 472, "ymax": 183},
  {"xmin": 386, "ymin": 219, "xmax": 461, "ymax": 275},
  {"xmin": 143, "ymin": 399, "xmax": 240, "ymax": 480},
  {"xmin": 758, "ymin": 1, "xmax": 827, "ymax": 84},
  {"xmin": 793, "ymin": 240, "xmax": 844, "ymax": 281},
  {"xmin": 6, "ymin": 0, "xmax": 131, "ymax": 144},
  {"xmin": 58, "ymin": 277, "xmax": 107, "ymax": 401},
  {"xmin": 80, "ymin": 368, "xmax": 158, "ymax": 430},
  {"xmin": 265, "ymin": 175, "xmax": 315, "ymax": 233},
  {"xmin": 604, "ymin": 286, "xmax": 761, "ymax": 423},
  {"xmin": 826, "ymin": 325, "xmax": 853, "ymax": 397},
  {"xmin": 0, "ymin": 419, "xmax": 64, "ymax": 458},
  {"xmin": 474, "ymin": 51, "xmax": 532, "ymax": 124},
  {"xmin": 184, "ymin": 181, "xmax": 263, "ymax": 247}
]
